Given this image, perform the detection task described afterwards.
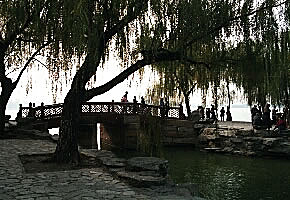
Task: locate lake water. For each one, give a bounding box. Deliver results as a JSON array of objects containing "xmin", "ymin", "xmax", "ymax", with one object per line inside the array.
[{"xmin": 163, "ymin": 147, "xmax": 290, "ymax": 200}]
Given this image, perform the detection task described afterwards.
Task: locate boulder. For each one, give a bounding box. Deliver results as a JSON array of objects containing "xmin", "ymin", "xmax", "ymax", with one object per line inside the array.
[
  {"xmin": 100, "ymin": 157, "xmax": 126, "ymax": 168},
  {"xmin": 116, "ymin": 170, "xmax": 167, "ymax": 187},
  {"xmin": 126, "ymin": 157, "xmax": 168, "ymax": 177},
  {"xmin": 222, "ymin": 147, "xmax": 234, "ymax": 153},
  {"xmin": 262, "ymin": 138, "xmax": 280, "ymax": 146},
  {"xmin": 189, "ymin": 111, "xmax": 200, "ymax": 122},
  {"xmin": 219, "ymin": 130, "xmax": 236, "ymax": 137},
  {"xmin": 230, "ymin": 137, "xmax": 243, "ymax": 143},
  {"xmin": 236, "ymin": 130, "xmax": 253, "ymax": 136},
  {"xmin": 95, "ymin": 150, "xmax": 116, "ymax": 158}
]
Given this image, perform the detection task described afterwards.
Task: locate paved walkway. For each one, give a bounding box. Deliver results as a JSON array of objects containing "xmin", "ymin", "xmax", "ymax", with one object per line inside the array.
[{"xmin": 0, "ymin": 139, "xmax": 198, "ymax": 200}]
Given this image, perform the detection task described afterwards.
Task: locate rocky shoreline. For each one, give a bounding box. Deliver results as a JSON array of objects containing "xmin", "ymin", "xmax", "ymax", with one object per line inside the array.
[{"xmin": 197, "ymin": 122, "xmax": 290, "ymax": 158}]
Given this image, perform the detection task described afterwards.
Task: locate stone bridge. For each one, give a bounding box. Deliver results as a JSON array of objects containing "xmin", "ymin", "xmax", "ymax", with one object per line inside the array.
[{"xmin": 16, "ymin": 102, "xmax": 199, "ymax": 151}]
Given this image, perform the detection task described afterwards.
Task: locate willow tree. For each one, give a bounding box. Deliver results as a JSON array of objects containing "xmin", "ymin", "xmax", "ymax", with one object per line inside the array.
[
  {"xmin": 51, "ymin": 0, "xmax": 290, "ymax": 163},
  {"xmin": 0, "ymin": 0, "xmax": 57, "ymax": 133},
  {"xmin": 145, "ymin": 0, "xmax": 290, "ymax": 115}
]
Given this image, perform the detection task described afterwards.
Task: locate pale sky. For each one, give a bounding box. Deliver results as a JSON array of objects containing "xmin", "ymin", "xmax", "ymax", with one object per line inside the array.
[{"xmin": 6, "ymin": 59, "xmax": 251, "ymax": 122}]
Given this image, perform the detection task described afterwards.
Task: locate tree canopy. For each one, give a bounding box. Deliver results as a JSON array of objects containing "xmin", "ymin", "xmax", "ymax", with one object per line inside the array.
[{"xmin": 145, "ymin": 0, "xmax": 290, "ymax": 110}]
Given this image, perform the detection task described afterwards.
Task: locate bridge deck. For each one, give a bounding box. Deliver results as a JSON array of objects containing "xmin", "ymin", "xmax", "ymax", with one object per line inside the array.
[{"xmin": 17, "ymin": 102, "xmax": 184, "ymax": 122}]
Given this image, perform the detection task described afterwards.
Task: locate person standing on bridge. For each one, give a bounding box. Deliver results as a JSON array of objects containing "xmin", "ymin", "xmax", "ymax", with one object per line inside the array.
[
  {"xmin": 121, "ymin": 91, "xmax": 128, "ymax": 102},
  {"xmin": 226, "ymin": 106, "xmax": 232, "ymax": 121},
  {"xmin": 220, "ymin": 107, "xmax": 225, "ymax": 121},
  {"xmin": 140, "ymin": 96, "xmax": 146, "ymax": 114},
  {"xmin": 141, "ymin": 96, "xmax": 145, "ymax": 105},
  {"xmin": 133, "ymin": 96, "xmax": 138, "ymax": 114},
  {"xmin": 121, "ymin": 91, "xmax": 128, "ymax": 113}
]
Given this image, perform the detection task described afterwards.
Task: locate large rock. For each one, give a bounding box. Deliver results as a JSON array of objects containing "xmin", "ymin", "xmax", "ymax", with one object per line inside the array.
[
  {"xmin": 126, "ymin": 157, "xmax": 168, "ymax": 177},
  {"xmin": 262, "ymin": 138, "xmax": 280, "ymax": 146},
  {"xmin": 219, "ymin": 130, "xmax": 237, "ymax": 137},
  {"xmin": 116, "ymin": 170, "xmax": 167, "ymax": 187},
  {"xmin": 236, "ymin": 130, "xmax": 253, "ymax": 136},
  {"xmin": 230, "ymin": 137, "xmax": 243, "ymax": 143},
  {"xmin": 198, "ymin": 128, "xmax": 220, "ymax": 142},
  {"xmin": 100, "ymin": 157, "xmax": 126, "ymax": 168},
  {"xmin": 267, "ymin": 141, "xmax": 290, "ymax": 155},
  {"xmin": 189, "ymin": 110, "xmax": 201, "ymax": 122}
]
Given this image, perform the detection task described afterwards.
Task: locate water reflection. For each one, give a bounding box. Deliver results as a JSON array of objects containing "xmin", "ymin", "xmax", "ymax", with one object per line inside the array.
[{"xmin": 163, "ymin": 147, "xmax": 290, "ymax": 200}]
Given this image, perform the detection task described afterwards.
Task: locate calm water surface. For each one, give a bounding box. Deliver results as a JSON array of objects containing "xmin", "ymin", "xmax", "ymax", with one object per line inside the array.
[{"xmin": 163, "ymin": 147, "xmax": 290, "ymax": 200}]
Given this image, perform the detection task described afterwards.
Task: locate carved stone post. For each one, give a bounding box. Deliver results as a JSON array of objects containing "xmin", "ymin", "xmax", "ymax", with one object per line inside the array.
[{"xmin": 112, "ymin": 100, "xmax": 115, "ymax": 112}]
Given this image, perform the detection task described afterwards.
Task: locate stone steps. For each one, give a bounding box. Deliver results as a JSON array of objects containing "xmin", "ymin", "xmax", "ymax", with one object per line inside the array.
[{"xmin": 80, "ymin": 149, "xmax": 169, "ymax": 187}]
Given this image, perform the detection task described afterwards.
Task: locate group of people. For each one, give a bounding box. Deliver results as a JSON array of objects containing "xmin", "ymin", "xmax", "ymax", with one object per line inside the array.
[
  {"xmin": 121, "ymin": 91, "xmax": 145, "ymax": 105},
  {"xmin": 120, "ymin": 91, "xmax": 146, "ymax": 114},
  {"xmin": 251, "ymin": 103, "xmax": 288, "ymax": 132},
  {"xmin": 198, "ymin": 105, "xmax": 232, "ymax": 122},
  {"xmin": 120, "ymin": 92, "xmax": 177, "ymax": 118}
]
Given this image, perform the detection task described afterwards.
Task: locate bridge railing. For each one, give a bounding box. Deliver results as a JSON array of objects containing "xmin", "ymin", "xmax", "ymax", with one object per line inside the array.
[{"xmin": 17, "ymin": 101, "xmax": 184, "ymax": 120}]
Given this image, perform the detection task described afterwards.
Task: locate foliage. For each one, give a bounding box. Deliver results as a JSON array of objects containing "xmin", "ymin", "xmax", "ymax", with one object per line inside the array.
[
  {"xmin": 139, "ymin": 115, "xmax": 163, "ymax": 157},
  {"xmin": 144, "ymin": 0, "xmax": 290, "ymax": 108}
]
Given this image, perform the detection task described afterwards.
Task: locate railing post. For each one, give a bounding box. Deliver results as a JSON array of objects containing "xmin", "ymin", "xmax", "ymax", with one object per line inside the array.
[
  {"xmin": 112, "ymin": 100, "xmax": 114, "ymax": 112},
  {"xmin": 41, "ymin": 102, "xmax": 44, "ymax": 119},
  {"xmin": 179, "ymin": 104, "xmax": 184, "ymax": 119}
]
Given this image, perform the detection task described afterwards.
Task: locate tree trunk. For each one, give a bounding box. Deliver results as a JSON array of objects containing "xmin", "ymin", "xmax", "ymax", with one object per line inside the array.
[
  {"xmin": 53, "ymin": 37, "xmax": 99, "ymax": 164},
  {"xmin": 226, "ymin": 79, "xmax": 231, "ymax": 108},
  {"xmin": 0, "ymin": 100, "xmax": 7, "ymax": 133},
  {"xmin": 0, "ymin": 78, "xmax": 15, "ymax": 133},
  {"xmin": 54, "ymin": 89, "xmax": 82, "ymax": 164},
  {"xmin": 184, "ymin": 94, "xmax": 191, "ymax": 117}
]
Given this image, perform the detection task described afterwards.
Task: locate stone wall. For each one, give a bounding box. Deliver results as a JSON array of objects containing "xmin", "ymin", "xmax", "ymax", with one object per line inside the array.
[
  {"xmin": 100, "ymin": 116, "xmax": 200, "ymax": 152},
  {"xmin": 198, "ymin": 126, "xmax": 290, "ymax": 158},
  {"xmin": 162, "ymin": 119, "xmax": 199, "ymax": 147}
]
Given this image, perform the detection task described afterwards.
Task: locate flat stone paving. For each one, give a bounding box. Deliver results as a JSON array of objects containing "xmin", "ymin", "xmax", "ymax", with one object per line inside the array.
[{"xmin": 0, "ymin": 139, "xmax": 197, "ymax": 200}]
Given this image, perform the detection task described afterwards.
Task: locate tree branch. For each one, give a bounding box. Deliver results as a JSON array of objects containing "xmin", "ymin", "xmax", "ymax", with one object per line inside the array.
[
  {"xmin": 84, "ymin": 59, "xmax": 151, "ymax": 101},
  {"xmin": 186, "ymin": 82, "xmax": 198, "ymax": 97},
  {"xmin": 104, "ymin": 0, "xmax": 148, "ymax": 43},
  {"xmin": 13, "ymin": 41, "xmax": 50, "ymax": 86},
  {"xmin": 84, "ymin": 48, "xmax": 209, "ymax": 101}
]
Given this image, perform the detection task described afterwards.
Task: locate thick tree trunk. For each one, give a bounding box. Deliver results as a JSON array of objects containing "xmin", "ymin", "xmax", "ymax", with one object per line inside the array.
[
  {"xmin": 54, "ymin": 35, "xmax": 99, "ymax": 164},
  {"xmin": 0, "ymin": 78, "xmax": 14, "ymax": 133},
  {"xmin": 0, "ymin": 100, "xmax": 6, "ymax": 133},
  {"xmin": 54, "ymin": 89, "xmax": 82, "ymax": 164}
]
